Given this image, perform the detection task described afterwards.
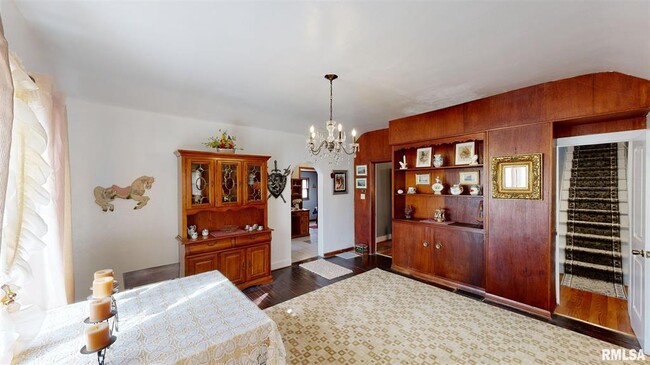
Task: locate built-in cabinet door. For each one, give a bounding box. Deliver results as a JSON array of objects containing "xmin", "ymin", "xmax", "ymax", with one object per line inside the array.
[
  {"xmin": 186, "ymin": 159, "xmax": 214, "ymax": 209},
  {"xmin": 392, "ymin": 222, "xmax": 433, "ymax": 274},
  {"xmin": 392, "ymin": 222, "xmax": 411, "ymax": 269},
  {"xmin": 433, "ymin": 229, "xmax": 485, "ymax": 288},
  {"xmin": 216, "ymin": 160, "xmax": 242, "ymax": 206},
  {"xmin": 412, "ymin": 227, "xmax": 434, "ymax": 275},
  {"xmin": 244, "ymin": 162, "xmax": 266, "ymax": 205},
  {"xmin": 186, "ymin": 254, "xmax": 218, "ymax": 276},
  {"xmin": 218, "ymin": 249, "xmax": 246, "ymax": 284},
  {"xmin": 247, "ymin": 244, "xmax": 270, "ymax": 281}
]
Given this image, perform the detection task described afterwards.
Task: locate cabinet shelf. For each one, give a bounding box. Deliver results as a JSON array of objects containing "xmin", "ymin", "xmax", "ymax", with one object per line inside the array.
[
  {"xmin": 396, "ymin": 164, "xmax": 483, "ymax": 172},
  {"xmin": 393, "ymin": 218, "xmax": 484, "ymax": 234},
  {"xmin": 395, "ymin": 193, "xmax": 483, "ymax": 198}
]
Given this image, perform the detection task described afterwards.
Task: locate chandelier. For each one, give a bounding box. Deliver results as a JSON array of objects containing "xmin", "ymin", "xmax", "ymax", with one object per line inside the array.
[{"xmin": 307, "ymin": 74, "xmax": 359, "ymax": 163}]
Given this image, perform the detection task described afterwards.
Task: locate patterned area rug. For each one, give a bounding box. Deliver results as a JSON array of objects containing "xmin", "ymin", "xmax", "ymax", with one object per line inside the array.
[
  {"xmin": 299, "ymin": 259, "xmax": 353, "ymax": 280},
  {"xmin": 265, "ymin": 269, "xmax": 631, "ymax": 364},
  {"xmin": 561, "ymin": 274, "xmax": 623, "ymax": 298},
  {"xmin": 563, "ymin": 143, "xmax": 626, "ymax": 299},
  {"xmin": 335, "ymin": 251, "xmax": 359, "ymax": 259}
]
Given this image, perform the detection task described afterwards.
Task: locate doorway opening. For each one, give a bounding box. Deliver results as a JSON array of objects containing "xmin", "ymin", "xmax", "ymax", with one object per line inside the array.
[
  {"xmin": 375, "ymin": 162, "xmax": 392, "ymax": 257},
  {"xmin": 555, "ymin": 136, "xmax": 634, "ymax": 335},
  {"xmin": 291, "ymin": 164, "xmax": 318, "ymax": 263}
]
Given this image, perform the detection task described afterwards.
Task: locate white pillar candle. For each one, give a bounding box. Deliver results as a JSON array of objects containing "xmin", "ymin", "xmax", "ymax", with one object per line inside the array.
[
  {"xmin": 88, "ymin": 297, "xmax": 112, "ymax": 322},
  {"xmin": 94, "ymin": 269, "xmax": 114, "ymax": 280},
  {"xmin": 84, "ymin": 322, "xmax": 110, "ymax": 352},
  {"xmin": 92, "ymin": 277, "xmax": 113, "ymax": 298}
]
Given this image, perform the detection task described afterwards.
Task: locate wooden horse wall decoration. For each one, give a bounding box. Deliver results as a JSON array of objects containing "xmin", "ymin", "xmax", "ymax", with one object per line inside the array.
[{"xmin": 94, "ymin": 176, "xmax": 155, "ymax": 212}]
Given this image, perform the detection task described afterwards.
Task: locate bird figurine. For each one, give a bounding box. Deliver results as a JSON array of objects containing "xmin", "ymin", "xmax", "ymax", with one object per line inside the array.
[{"xmin": 398, "ymin": 155, "xmax": 408, "ymax": 170}]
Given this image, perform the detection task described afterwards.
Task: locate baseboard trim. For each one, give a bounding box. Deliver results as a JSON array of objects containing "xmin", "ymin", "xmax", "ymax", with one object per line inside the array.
[
  {"xmin": 324, "ymin": 247, "xmax": 354, "ymax": 257},
  {"xmin": 484, "ymin": 293, "xmax": 552, "ymax": 319},
  {"xmin": 271, "ymin": 258, "xmax": 292, "ymax": 271},
  {"xmin": 376, "ymin": 234, "xmax": 392, "ymax": 243}
]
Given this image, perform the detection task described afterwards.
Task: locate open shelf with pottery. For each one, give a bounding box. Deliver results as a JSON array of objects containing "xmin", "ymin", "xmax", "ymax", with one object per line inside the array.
[
  {"xmin": 392, "ymin": 133, "xmax": 485, "ymax": 228},
  {"xmin": 391, "ymin": 132, "xmax": 486, "ymax": 295}
]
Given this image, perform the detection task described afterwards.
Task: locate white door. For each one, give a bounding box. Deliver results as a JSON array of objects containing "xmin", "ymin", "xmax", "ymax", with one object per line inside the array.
[{"xmin": 629, "ymin": 131, "xmax": 649, "ymax": 353}]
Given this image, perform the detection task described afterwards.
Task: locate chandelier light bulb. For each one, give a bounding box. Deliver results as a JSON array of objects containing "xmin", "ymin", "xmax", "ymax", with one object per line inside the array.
[
  {"xmin": 338, "ymin": 123, "xmax": 342, "ymax": 132},
  {"xmin": 351, "ymin": 129, "xmax": 357, "ymax": 137},
  {"xmin": 310, "ymin": 125, "xmax": 315, "ymax": 134}
]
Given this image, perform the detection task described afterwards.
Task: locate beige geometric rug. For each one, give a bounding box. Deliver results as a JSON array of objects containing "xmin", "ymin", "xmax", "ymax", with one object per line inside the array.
[
  {"xmin": 298, "ymin": 259, "xmax": 352, "ymax": 280},
  {"xmin": 265, "ymin": 269, "xmax": 636, "ymax": 364}
]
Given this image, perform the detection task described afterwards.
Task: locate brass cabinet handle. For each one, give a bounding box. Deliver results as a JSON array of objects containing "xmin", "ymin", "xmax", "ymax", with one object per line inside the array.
[
  {"xmin": 423, "ymin": 241, "xmax": 430, "ymax": 248},
  {"xmin": 206, "ymin": 241, "xmax": 216, "ymax": 247},
  {"xmin": 435, "ymin": 242, "xmax": 442, "ymax": 250}
]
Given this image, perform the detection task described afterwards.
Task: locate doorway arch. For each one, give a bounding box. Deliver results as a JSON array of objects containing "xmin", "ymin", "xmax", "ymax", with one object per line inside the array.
[{"xmin": 289, "ymin": 162, "xmax": 323, "ymax": 262}]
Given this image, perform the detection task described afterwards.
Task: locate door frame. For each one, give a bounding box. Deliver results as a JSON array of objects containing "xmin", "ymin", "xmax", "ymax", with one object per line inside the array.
[
  {"xmin": 554, "ymin": 129, "xmax": 648, "ymax": 343},
  {"xmin": 374, "ymin": 161, "xmax": 393, "ymax": 248},
  {"xmin": 368, "ymin": 159, "xmax": 391, "ymax": 254}
]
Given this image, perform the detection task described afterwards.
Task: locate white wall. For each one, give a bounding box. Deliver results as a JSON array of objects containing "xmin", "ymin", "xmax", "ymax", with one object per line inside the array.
[
  {"xmin": 67, "ymin": 98, "xmax": 354, "ymax": 301},
  {"xmin": 0, "ymin": 0, "xmax": 50, "ymax": 74}
]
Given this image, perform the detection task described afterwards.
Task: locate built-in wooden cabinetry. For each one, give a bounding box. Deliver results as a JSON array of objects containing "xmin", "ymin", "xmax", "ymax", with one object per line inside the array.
[
  {"xmin": 175, "ymin": 150, "xmax": 272, "ymax": 290},
  {"xmin": 392, "ymin": 133, "xmax": 485, "ymax": 293},
  {"xmin": 380, "ymin": 72, "xmax": 650, "ymax": 317},
  {"xmin": 393, "ymin": 221, "xmax": 485, "ymax": 291}
]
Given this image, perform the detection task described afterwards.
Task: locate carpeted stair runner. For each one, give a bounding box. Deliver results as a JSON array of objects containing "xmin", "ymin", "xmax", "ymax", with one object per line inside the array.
[{"xmin": 562, "ymin": 143, "xmax": 626, "ymax": 299}]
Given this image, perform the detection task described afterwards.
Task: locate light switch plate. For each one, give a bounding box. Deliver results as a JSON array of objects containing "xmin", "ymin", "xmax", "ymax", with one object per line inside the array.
[{"xmin": 360, "ymin": 193, "xmax": 365, "ymax": 200}]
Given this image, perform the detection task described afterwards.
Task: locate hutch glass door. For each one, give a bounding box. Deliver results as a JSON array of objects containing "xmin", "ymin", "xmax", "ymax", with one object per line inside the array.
[
  {"xmin": 244, "ymin": 162, "xmax": 265, "ymax": 204},
  {"xmin": 218, "ymin": 161, "xmax": 241, "ymax": 206},
  {"xmin": 188, "ymin": 160, "xmax": 213, "ymax": 208}
]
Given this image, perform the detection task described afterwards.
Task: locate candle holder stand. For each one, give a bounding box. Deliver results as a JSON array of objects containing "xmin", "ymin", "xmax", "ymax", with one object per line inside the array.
[
  {"xmin": 82, "ymin": 280, "xmax": 120, "ymax": 364},
  {"xmin": 80, "ymin": 335, "xmax": 117, "ymax": 365}
]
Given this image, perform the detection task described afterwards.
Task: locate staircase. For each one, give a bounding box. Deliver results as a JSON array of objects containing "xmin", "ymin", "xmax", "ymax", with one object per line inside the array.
[{"xmin": 559, "ymin": 143, "xmax": 628, "ymax": 299}]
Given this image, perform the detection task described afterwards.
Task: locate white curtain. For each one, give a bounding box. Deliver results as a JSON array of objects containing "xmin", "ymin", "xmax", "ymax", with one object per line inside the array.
[
  {"xmin": 0, "ymin": 51, "xmax": 74, "ymax": 362},
  {"xmin": 0, "ymin": 16, "xmax": 13, "ymax": 265}
]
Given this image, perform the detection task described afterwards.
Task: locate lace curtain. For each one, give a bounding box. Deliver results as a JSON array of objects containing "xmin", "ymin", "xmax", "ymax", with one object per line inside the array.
[{"xmin": 0, "ymin": 37, "xmax": 74, "ymax": 363}]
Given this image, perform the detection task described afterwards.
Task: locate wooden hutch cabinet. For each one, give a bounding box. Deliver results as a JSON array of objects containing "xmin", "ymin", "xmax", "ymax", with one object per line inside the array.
[
  {"xmin": 392, "ymin": 133, "xmax": 486, "ymax": 294},
  {"xmin": 175, "ymin": 150, "xmax": 272, "ymax": 290}
]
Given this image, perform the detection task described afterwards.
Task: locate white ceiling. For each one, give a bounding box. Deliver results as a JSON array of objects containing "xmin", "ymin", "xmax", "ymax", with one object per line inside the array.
[{"xmin": 12, "ymin": 1, "xmax": 650, "ymax": 134}]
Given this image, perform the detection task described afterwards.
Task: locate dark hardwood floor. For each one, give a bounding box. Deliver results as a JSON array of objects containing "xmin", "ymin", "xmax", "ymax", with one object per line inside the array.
[
  {"xmin": 243, "ymin": 254, "xmax": 641, "ymax": 350},
  {"xmin": 376, "ymin": 239, "xmax": 392, "ymax": 257}
]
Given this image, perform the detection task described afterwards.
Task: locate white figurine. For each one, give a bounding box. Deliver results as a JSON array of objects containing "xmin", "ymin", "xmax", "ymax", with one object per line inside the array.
[{"xmin": 398, "ymin": 155, "xmax": 408, "ymax": 170}]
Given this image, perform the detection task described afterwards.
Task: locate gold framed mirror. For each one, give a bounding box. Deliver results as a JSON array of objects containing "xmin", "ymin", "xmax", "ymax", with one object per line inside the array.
[{"xmin": 491, "ymin": 153, "xmax": 542, "ymax": 200}]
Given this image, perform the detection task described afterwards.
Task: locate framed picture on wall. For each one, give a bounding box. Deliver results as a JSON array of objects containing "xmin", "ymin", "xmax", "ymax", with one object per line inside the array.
[
  {"xmin": 458, "ymin": 171, "xmax": 479, "ymax": 185},
  {"xmin": 416, "ymin": 147, "xmax": 433, "ymax": 167},
  {"xmin": 332, "ymin": 170, "xmax": 348, "ymax": 195},
  {"xmin": 356, "ymin": 164, "xmax": 368, "ymax": 176},
  {"xmin": 355, "ymin": 178, "xmax": 367, "ymax": 189},
  {"xmin": 415, "ymin": 173, "xmax": 430, "ymax": 185},
  {"xmin": 455, "ymin": 141, "xmax": 475, "ymax": 165}
]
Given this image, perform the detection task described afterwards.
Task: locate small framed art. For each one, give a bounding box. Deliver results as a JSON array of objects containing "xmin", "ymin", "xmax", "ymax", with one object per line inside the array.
[
  {"xmin": 455, "ymin": 142, "xmax": 475, "ymax": 165},
  {"xmin": 416, "ymin": 147, "xmax": 432, "ymax": 167},
  {"xmin": 356, "ymin": 165, "xmax": 368, "ymax": 176},
  {"xmin": 459, "ymin": 171, "xmax": 479, "ymax": 185},
  {"xmin": 355, "ymin": 178, "xmax": 367, "ymax": 189},
  {"xmin": 332, "ymin": 170, "xmax": 348, "ymax": 195},
  {"xmin": 415, "ymin": 173, "xmax": 430, "ymax": 185}
]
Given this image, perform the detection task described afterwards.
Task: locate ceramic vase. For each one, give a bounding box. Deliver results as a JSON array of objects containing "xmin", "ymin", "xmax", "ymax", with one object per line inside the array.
[{"xmin": 433, "ymin": 154, "xmax": 444, "ymax": 168}]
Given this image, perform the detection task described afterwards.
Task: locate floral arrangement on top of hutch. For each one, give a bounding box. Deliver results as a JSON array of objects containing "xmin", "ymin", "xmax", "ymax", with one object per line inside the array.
[
  {"xmin": 175, "ymin": 149, "xmax": 272, "ymax": 290},
  {"xmin": 392, "ymin": 133, "xmax": 485, "ymax": 295}
]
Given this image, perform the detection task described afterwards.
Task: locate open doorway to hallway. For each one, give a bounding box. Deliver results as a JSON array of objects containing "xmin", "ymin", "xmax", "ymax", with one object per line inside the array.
[
  {"xmin": 555, "ymin": 139, "xmax": 633, "ymax": 335},
  {"xmin": 291, "ymin": 164, "xmax": 318, "ymax": 263},
  {"xmin": 375, "ymin": 162, "xmax": 392, "ymax": 257}
]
